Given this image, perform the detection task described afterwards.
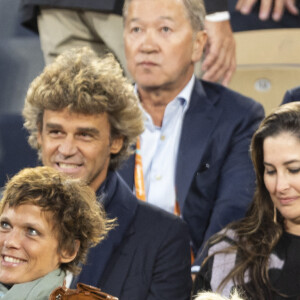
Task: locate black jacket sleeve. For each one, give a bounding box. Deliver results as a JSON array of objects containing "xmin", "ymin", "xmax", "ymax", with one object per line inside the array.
[{"xmin": 204, "ymin": 0, "xmax": 228, "ymax": 14}]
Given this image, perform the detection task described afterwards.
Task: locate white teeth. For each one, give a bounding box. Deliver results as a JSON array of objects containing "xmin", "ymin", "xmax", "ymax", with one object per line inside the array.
[
  {"xmin": 59, "ymin": 163, "xmax": 79, "ymax": 169},
  {"xmin": 3, "ymin": 256, "xmax": 24, "ymax": 263}
]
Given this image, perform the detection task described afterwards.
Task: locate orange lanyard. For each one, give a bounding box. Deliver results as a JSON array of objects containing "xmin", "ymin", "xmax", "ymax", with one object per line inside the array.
[
  {"xmin": 134, "ymin": 137, "xmax": 180, "ymax": 216},
  {"xmin": 134, "ymin": 137, "xmax": 146, "ymax": 201}
]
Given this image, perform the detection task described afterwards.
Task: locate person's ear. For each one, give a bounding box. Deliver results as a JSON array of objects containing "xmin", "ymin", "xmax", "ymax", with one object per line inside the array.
[
  {"xmin": 37, "ymin": 130, "xmax": 42, "ymax": 146},
  {"xmin": 60, "ymin": 240, "xmax": 80, "ymax": 264},
  {"xmin": 110, "ymin": 137, "xmax": 124, "ymax": 154},
  {"xmin": 192, "ymin": 30, "xmax": 207, "ymax": 63}
]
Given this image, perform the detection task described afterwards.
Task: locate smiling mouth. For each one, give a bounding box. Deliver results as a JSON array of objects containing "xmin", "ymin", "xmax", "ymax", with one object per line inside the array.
[
  {"xmin": 57, "ymin": 163, "xmax": 81, "ymax": 169},
  {"xmin": 2, "ymin": 255, "xmax": 26, "ymax": 264}
]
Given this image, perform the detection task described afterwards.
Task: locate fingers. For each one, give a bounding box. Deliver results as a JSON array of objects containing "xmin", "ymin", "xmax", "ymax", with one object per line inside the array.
[
  {"xmin": 201, "ymin": 20, "xmax": 236, "ymax": 86},
  {"xmin": 221, "ymin": 54, "xmax": 236, "ymax": 87},
  {"xmin": 236, "ymin": 0, "xmax": 299, "ymax": 21},
  {"xmin": 285, "ymin": 0, "xmax": 299, "ymax": 15},
  {"xmin": 271, "ymin": 0, "xmax": 285, "ymax": 21},
  {"xmin": 257, "ymin": 0, "xmax": 273, "ymax": 20},
  {"xmin": 235, "ymin": 0, "xmax": 258, "ymax": 15}
]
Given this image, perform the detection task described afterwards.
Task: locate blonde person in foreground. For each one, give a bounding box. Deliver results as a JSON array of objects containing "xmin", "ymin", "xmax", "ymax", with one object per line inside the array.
[
  {"xmin": 193, "ymin": 102, "xmax": 300, "ymax": 300},
  {"xmin": 195, "ymin": 290, "xmax": 244, "ymax": 300},
  {"xmin": 0, "ymin": 166, "xmax": 112, "ymax": 300}
]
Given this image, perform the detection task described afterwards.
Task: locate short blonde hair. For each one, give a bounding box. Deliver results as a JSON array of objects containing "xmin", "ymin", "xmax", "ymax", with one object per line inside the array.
[{"xmin": 194, "ymin": 290, "xmax": 244, "ymax": 300}]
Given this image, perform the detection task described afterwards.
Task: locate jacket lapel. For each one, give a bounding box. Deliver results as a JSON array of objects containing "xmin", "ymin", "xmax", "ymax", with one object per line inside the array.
[
  {"xmin": 72, "ymin": 172, "xmax": 137, "ymax": 288},
  {"xmin": 97, "ymin": 221, "xmax": 137, "ymax": 297},
  {"xmin": 175, "ymin": 80, "xmax": 222, "ymax": 209},
  {"xmin": 118, "ymin": 153, "xmax": 135, "ymax": 189}
]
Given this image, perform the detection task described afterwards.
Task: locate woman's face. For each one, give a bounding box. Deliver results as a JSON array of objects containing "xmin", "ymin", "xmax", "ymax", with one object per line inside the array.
[
  {"xmin": 0, "ymin": 204, "xmax": 65, "ymax": 284},
  {"xmin": 263, "ymin": 132, "xmax": 300, "ymax": 235}
]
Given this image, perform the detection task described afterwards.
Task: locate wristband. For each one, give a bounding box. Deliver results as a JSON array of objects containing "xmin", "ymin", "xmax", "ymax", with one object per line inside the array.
[{"xmin": 205, "ymin": 11, "xmax": 230, "ymax": 22}]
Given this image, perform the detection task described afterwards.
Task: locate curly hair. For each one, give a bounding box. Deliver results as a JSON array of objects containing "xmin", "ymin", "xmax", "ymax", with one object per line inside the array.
[
  {"xmin": 23, "ymin": 47, "xmax": 144, "ymax": 170},
  {"xmin": 123, "ymin": 0, "xmax": 206, "ymax": 32},
  {"xmin": 0, "ymin": 166, "xmax": 115, "ymax": 274},
  {"xmin": 202, "ymin": 102, "xmax": 300, "ymax": 299}
]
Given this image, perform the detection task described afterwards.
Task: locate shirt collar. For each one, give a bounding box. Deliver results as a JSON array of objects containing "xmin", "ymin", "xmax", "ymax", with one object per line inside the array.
[
  {"xmin": 135, "ymin": 75, "xmax": 195, "ymax": 126},
  {"xmin": 176, "ymin": 75, "xmax": 195, "ymax": 109}
]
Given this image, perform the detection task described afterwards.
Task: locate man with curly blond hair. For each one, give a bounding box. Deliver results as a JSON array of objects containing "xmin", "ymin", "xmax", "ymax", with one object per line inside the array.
[{"xmin": 22, "ymin": 47, "xmax": 192, "ymax": 300}]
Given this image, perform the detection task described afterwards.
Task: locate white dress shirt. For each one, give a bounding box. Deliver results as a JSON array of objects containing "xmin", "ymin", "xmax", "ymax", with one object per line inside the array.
[{"xmin": 138, "ymin": 76, "xmax": 195, "ymax": 213}]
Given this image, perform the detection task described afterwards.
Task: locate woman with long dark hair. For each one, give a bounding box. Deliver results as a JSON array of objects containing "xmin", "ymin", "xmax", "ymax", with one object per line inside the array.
[{"xmin": 193, "ymin": 102, "xmax": 300, "ymax": 300}]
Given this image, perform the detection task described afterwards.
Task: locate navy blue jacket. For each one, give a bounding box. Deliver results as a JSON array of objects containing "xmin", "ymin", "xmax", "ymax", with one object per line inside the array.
[
  {"xmin": 281, "ymin": 86, "xmax": 300, "ymax": 105},
  {"xmin": 19, "ymin": 0, "xmax": 124, "ymax": 32},
  {"xmin": 72, "ymin": 171, "xmax": 192, "ymax": 300},
  {"xmin": 118, "ymin": 79, "xmax": 265, "ymax": 262},
  {"xmin": 19, "ymin": 0, "xmax": 224, "ymax": 32}
]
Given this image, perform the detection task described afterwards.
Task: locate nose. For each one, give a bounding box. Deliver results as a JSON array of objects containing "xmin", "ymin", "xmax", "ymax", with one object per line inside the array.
[
  {"xmin": 140, "ymin": 29, "xmax": 158, "ymax": 53},
  {"xmin": 275, "ymin": 173, "xmax": 290, "ymax": 193},
  {"xmin": 58, "ymin": 135, "xmax": 78, "ymax": 157},
  {"xmin": 3, "ymin": 230, "xmax": 21, "ymax": 249}
]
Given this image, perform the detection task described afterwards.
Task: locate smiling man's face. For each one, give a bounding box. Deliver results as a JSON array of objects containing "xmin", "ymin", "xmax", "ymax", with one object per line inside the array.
[{"xmin": 37, "ymin": 108, "xmax": 123, "ymax": 191}]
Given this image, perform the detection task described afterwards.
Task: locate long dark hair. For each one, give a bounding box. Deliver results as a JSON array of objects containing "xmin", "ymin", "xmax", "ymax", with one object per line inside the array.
[{"xmin": 204, "ymin": 102, "xmax": 300, "ymax": 299}]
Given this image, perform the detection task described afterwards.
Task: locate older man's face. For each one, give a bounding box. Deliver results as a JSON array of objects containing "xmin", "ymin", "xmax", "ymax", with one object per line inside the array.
[{"xmin": 124, "ymin": 0, "xmax": 206, "ymax": 92}]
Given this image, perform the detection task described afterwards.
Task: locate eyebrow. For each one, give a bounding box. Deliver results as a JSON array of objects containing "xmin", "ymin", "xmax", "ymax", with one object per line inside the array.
[
  {"xmin": 129, "ymin": 16, "xmax": 175, "ymax": 23},
  {"xmin": 0, "ymin": 216, "xmax": 10, "ymax": 223},
  {"xmin": 264, "ymin": 160, "xmax": 300, "ymax": 166},
  {"xmin": 77, "ymin": 127, "xmax": 100, "ymax": 135},
  {"xmin": 45, "ymin": 123, "xmax": 63, "ymax": 130},
  {"xmin": 45, "ymin": 123, "xmax": 100, "ymax": 135},
  {"xmin": 22, "ymin": 222, "xmax": 44, "ymax": 231}
]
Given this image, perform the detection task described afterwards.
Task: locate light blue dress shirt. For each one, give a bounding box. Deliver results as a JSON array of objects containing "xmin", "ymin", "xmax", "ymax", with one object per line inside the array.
[{"xmin": 138, "ymin": 76, "xmax": 195, "ymax": 213}]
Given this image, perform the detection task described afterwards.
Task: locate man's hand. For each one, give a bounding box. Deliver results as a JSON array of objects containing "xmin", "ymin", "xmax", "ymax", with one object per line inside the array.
[
  {"xmin": 202, "ymin": 20, "xmax": 236, "ymax": 87},
  {"xmin": 236, "ymin": 0, "xmax": 299, "ymax": 21}
]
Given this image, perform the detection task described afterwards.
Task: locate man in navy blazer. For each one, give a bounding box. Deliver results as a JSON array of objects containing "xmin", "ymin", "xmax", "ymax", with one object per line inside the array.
[
  {"xmin": 22, "ymin": 47, "xmax": 192, "ymax": 299},
  {"xmin": 120, "ymin": 0, "xmax": 265, "ymax": 268}
]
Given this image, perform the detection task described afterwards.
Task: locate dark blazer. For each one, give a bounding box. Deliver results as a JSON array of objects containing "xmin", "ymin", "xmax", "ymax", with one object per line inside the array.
[
  {"xmin": 72, "ymin": 171, "xmax": 192, "ymax": 300},
  {"xmin": 118, "ymin": 79, "xmax": 265, "ymax": 261},
  {"xmin": 19, "ymin": 0, "xmax": 125, "ymax": 32},
  {"xmin": 20, "ymin": 0, "xmax": 229, "ymax": 32},
  {"xmin": 281, "ymin": 85, "xmax": 300, "ymax": 105}
]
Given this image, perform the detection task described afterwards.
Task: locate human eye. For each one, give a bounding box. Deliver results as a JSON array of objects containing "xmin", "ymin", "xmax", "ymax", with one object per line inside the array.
[
  {"xmin": 0, "ymin": 221, "xmax": 11, "ymax": 231},
  {"xmin": 264, "ymin": 168, "xmax": 276, "ymax": 175},
  {"xmin": 27, "ymin": 227, "xmax": 40, "ymax": 237},
  {"xmin": 77, "ymin": 131, "xmax": 93, "ymax": 140},
  {"xmin": 48, "ymin": 129, "xmax": 64, "ymax": 137},
  {"xmin": 161, "ymin": 26, "xmax": 171, "ymax": 33},
  {"xmin": 288, "ymin": 168, "xmax": 300, "ymax": 174},
  {"xmin": 131, "ymin": 26, "xmax": 141, "ymax": 33}
]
